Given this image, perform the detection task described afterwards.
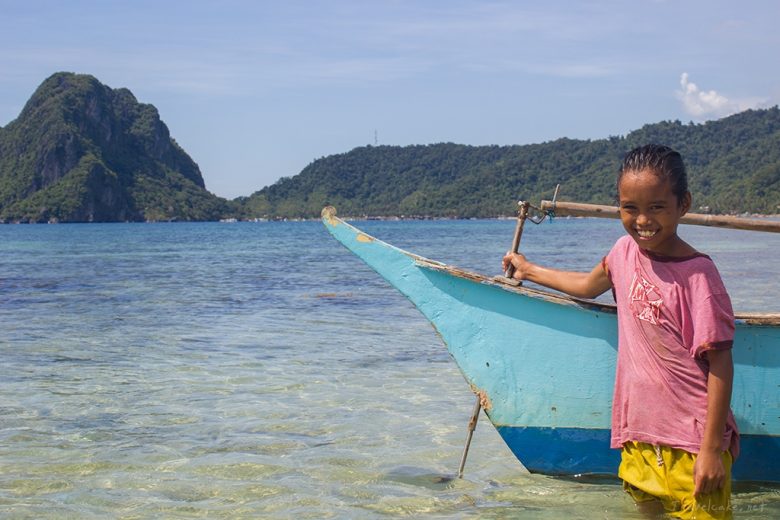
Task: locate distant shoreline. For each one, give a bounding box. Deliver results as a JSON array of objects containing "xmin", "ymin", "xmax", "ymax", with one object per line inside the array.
[{"xmin": 3, "ymin": 213, "xmax": 779, "ymax": 225}]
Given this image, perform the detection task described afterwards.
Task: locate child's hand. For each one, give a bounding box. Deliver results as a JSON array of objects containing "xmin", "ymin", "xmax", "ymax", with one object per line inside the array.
[
  {"xmin": 502, "ymin": 252, "xmax": 530, "ymax": 280},
  {"xmin": 693, "ymin": 449, "xmax": 726, "ymax": 496}
]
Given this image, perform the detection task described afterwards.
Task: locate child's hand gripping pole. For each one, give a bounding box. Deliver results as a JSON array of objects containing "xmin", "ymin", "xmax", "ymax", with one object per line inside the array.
[{"xmin": 504, "ymin": 201, "xmax": 531, "ymax": 280}]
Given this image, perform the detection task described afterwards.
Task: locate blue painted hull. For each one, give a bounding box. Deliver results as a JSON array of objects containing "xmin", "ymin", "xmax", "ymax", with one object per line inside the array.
[
  {"xmin": 496, "ymin": 427, "xmax": 779, "ymax": 482},
  {"xmin": 322, "ymin": 209, "xmax": 780, "ymax": 482}
]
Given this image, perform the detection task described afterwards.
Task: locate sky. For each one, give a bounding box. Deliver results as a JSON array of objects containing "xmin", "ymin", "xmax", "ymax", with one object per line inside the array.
[{"xmin": 1, "ymin": 1, "xmax": 778, "ymax": 199}]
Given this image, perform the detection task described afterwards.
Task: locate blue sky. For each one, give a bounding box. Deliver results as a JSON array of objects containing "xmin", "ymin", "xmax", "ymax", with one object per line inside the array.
[{"xmin": 1, "ymin": 1, "xmax": 778, "ymax": 199}]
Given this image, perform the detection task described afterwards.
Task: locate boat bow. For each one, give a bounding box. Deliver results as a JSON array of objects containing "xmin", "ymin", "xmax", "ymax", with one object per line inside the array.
[{"xmin": 322, "ymin": 207, "xmax": 780, "ymax": 482}]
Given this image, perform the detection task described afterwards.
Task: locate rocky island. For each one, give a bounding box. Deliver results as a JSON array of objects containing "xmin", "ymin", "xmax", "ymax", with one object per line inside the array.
[{"xmin": 0, "ymin": 72, "xmax": 231, "ymax": 223}]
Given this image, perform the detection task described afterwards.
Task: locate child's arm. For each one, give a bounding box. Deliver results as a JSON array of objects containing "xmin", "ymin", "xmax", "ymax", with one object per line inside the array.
[
  {"xmin": 502, "ymin": 252, "xmax": 612, "ymax": 299},
  {"xmin": 693, "ymin": 348, "xmax": 734, "ymax": 496}
]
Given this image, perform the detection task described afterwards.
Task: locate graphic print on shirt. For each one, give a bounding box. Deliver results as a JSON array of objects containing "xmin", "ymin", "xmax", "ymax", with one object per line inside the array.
[{"xmin": 628, "ymin": 269, "xmax": 663, "ymax": 325}]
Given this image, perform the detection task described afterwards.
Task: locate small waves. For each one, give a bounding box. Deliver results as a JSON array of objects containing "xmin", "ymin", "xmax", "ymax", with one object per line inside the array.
[{"xmin": 0, "ymin": 221, "xmax": 777, "ymax": 518}]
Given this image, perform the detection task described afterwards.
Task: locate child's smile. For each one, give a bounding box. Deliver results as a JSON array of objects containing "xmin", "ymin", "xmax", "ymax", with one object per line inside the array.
[{"xmin": 618, "ymin": 169, "xmax": 693, "ymax": 257}]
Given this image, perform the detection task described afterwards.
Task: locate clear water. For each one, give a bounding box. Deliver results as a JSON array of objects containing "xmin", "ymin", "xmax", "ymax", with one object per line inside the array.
[{"xmin": 0, "ymin": 219, "xmax": 777, "ymax": 519}]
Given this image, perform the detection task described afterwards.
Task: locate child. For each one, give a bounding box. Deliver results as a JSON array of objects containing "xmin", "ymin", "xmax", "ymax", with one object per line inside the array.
[{"xmin": 502, "ymin": 144, "xmax": 739, "ymax": 519}]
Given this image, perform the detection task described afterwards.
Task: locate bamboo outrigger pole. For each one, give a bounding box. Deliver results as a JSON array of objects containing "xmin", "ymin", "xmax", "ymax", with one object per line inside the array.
[{"xmin": 540, "ymin": 200, "xmax": 780, "ymax": 233}]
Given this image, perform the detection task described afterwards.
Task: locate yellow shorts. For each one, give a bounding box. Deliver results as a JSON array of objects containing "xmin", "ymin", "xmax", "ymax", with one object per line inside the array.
[{"xmin": 619, "ymin": 441, "xmax": 732, "ymax": 520}]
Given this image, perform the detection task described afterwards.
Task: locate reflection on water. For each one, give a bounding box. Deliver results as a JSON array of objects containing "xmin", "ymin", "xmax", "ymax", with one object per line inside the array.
[{"xmin": 0, "ymin": 220, "xmax": 777, "ymax": 518}]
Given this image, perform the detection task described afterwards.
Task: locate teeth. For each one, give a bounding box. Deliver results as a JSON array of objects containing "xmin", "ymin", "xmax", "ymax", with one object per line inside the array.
[{"xmin": 637, "ymin": 229, "xmax": 656, "ymax": 238}]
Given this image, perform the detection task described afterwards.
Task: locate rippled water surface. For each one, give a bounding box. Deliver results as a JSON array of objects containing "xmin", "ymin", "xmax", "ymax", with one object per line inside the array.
[{"xmin": 1, "ymin": 219, "xmax": 778, "ymax": 518}]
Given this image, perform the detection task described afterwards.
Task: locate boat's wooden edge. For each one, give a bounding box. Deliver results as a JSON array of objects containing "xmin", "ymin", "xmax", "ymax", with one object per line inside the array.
[
  {"xmin": 736, "ymin": 314, "xmax": 780, "ymax": 325},
  {"xmin": 414, "ymin": 258, "xmax": 618, "ymax": 314},
  {"xmin": 322, "ymin": 206, "xmax": 780, "ymax": 326},
  {"xmin": 416, "ymin": 259, "xmax": 780, "ymax": 325}
]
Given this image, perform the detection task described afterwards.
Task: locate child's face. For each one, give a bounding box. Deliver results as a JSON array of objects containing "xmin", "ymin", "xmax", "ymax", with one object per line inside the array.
[{"xmin": 618, "ymin": 169, "xmax": 691, "ymax": 256}]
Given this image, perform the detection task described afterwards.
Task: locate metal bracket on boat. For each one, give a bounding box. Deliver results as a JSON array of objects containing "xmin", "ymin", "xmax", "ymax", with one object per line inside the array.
[
  {"xmin": 524, "ymin": 183, "xmax": 560, "ymax": 225},
  {"xmin": 546, "ymin": 184, "xmax": 560, "ymax": 221}
]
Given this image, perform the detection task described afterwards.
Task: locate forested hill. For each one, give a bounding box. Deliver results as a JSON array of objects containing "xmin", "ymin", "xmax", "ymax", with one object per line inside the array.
[
  {"xmin": 0, "ymin": 72, "xmax": 230, "ymax": 223},
  {"xmin": 2, "ymin": 73, "xmax": 778, "ymax": 222},
  {"xmin": 241, "ymin": 107, "xmax": 780, "ymax": 218}
]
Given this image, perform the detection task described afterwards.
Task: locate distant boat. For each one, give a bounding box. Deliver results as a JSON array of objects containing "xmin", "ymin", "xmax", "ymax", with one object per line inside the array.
[{"xmin": 322, "ymin": 205, "xmax": 780, "ymax": 482}]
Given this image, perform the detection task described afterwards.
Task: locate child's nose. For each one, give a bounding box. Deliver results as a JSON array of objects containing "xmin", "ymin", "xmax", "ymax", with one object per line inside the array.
[{"xmin": 636, "ymin": 213, "xmax": 651, "ymax": 226}]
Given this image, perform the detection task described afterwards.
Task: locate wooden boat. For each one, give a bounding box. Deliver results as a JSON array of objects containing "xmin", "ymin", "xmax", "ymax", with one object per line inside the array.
[{"xmin": 321, "ymin": 205, "xmax": 780, "ymax": 482}]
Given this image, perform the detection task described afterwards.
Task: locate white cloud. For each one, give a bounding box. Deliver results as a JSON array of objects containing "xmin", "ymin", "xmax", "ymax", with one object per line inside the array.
[{"xmin": 677, "ymin": 73, "xmax": 765, "ymax": 118}]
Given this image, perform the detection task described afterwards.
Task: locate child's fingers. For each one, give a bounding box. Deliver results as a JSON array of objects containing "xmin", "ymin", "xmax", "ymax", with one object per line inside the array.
[
  {"xmin": 502, "ymin": 253, "xmax": 513, "ymax": 267},
  {"xmin": 693, "ymin": 473, "xmax": 724, "ymax": 497}
]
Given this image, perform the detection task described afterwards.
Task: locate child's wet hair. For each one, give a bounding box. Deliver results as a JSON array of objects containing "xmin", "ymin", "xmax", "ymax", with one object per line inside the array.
[{"xmin": 618, "ymin": 144, "xmax": 689, "ymax": 205}]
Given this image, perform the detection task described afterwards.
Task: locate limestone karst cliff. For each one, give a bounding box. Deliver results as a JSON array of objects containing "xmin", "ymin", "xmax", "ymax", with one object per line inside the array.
[{"xmin": 0, "ymin": 72, "xmax": 230, "ymax": 222}]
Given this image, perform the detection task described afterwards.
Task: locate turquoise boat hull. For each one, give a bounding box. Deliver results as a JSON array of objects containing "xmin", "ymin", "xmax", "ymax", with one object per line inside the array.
[{"xmin": 322, "ymin": 208, "xmax": 780, "ymax": 482}]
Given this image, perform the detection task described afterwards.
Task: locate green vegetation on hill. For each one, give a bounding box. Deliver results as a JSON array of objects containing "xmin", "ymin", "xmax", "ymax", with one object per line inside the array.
[
  {"xmin": 2, "ymin": 72, "xmax": 778, "ymax": 222},
  {"xmin": 0, "ymin": 72, "xmax": 232, "ymax": 222},
  {"xmin": 241, "ymin": 108, "xmax": 780, "ymax": 219}
]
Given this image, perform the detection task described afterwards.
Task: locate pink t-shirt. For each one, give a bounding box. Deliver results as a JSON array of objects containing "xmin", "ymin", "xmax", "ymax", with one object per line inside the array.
[{"xmin": 604, "ymin": 235, "xmax": 739, "ymax": 458}]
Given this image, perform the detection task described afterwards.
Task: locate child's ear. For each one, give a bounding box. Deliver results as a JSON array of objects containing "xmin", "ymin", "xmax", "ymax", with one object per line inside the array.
[{"xmin": 680, "ymin": 191, "xmax": 692, "ymax": 215}]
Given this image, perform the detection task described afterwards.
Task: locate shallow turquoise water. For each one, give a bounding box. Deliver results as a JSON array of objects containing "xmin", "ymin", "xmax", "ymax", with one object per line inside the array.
[{"xmin": 0, "ymin": 219, "xmax": 777, "ymax": 518}]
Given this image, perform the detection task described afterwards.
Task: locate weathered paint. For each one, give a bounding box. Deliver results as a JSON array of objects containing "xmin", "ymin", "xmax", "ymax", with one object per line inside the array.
[
  {"xmin": 322, "ymin": 209, "xmax": 780, "ymax": 482},
  {"xmin": 320, "ymin": 205, "xmax": 340, "ymax": 227},
  {"xmin": 470, "ymin": 385, "xmax": 493, "ymax": 411}
]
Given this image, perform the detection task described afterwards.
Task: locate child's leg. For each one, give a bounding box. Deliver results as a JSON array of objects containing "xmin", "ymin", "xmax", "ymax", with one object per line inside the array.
[
  {"xmin": 619, "ymin": 441, "xmax": 672, "ymax": 508},
  {"xmin": 619, "ymin": 441, "xmax": 732, "ymax": 519}
]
